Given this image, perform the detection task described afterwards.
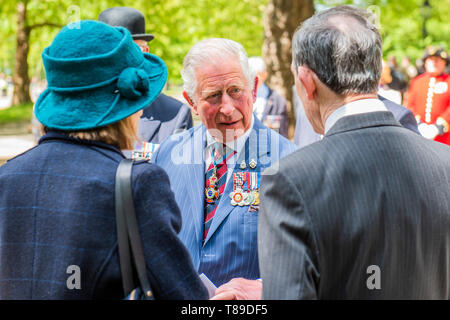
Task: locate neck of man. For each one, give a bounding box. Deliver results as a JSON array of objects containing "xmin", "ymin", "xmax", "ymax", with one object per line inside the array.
[{"xmin": 320, "ymin": 92, "xmax": 379, "ymax": 132}]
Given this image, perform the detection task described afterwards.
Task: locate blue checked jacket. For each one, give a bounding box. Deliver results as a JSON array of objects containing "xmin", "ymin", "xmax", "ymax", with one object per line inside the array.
[
  {"xmin": 152, "ymin": 118, "xmax": 298, "ymax": 286},
  {"xmin": 0, "ymin": 131, "xmax": 208, "ymax": 300}
]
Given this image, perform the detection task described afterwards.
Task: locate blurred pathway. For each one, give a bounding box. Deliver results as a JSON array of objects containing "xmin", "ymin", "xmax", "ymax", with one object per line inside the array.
[
  {"xmin": 0, "ymin": 96, "xmax": 12, "ymax": 110},
  {"xmin": 0, "ymin": 134, "xmax": 35, "ymax": 164}
]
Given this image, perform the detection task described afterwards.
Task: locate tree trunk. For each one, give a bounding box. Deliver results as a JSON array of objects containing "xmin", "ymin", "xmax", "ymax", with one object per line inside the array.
[
  {"xmin": 12, "ymin": 1, "xmax": 32, "ymax": 106},
  {"xmin": 263, "ymin": 0, "xmax": 314, "ymax": 139}
]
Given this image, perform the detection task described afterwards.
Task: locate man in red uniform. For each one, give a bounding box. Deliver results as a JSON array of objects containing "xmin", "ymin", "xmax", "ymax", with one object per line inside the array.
[{"xmin": 406, "ymin": 46, "xmax": 450, "ymax": 145}]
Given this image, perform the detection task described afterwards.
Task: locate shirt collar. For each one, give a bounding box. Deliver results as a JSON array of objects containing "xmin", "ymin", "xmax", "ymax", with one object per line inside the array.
[{"xmin": 324, "ymin": 98, "xmax": 387, "ymax": 134}]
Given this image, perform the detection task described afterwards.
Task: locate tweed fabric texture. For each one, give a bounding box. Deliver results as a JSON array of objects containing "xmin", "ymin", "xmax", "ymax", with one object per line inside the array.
[{"xmin": 0, "ymin": 132, "xmax": 208, "ymax": 299}]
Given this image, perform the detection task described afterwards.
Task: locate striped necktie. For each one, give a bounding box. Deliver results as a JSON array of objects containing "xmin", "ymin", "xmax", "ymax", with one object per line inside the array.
[{"xmin": 203, "ymin": 144, "xmax": 235, "ymax": 240}]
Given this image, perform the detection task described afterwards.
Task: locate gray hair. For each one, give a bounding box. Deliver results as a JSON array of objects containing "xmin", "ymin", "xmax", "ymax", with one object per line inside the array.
[
  {"xmin": 292, "ymin": 5, "xmax": 382, "ymax": 95},
  {"xmin": 248, "ymin": 56, "xmax": 266, "ymax": 76},
  {"xmin": 181, "ymin": 38, "xmax": 253, "ymax": 102}
]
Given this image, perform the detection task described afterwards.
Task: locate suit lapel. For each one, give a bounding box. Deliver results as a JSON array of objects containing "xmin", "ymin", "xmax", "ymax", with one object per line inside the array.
[
  {"xmin": 203, "ymin": 120, "xmax": 270, "ymax": 245},
  {"xmin": 180, "ymin": 125, "xmax": 206, "ymax": 248}
]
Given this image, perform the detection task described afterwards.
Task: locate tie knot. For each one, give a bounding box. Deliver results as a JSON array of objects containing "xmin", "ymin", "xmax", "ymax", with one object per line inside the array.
[{"xmin": 213, "ymin": 143, "xmax": 230, "ymax": 162}]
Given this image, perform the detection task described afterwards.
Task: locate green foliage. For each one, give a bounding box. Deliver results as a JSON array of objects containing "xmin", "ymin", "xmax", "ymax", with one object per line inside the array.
[
  {"xmin": 131, "ymin": 0, "xmax": 267, "ymax": 84},
  {"xmin": 316, "ymin": 0, "xmax": 450, "ymax": 64},
  {"xmin": 3, "ymin": 0, "xmax": 446, "ymax": 90},
  {"xmin": 0, "ymin": 102, "xmax": 33, "ymax": 124},
  {"xmin": 0, "ymin": 0, "xmax": 267, "ymax": 85}
]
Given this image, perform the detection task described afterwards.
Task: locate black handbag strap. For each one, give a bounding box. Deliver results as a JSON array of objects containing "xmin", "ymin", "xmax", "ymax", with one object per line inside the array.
[{"xmin": 115, "ymin": 158, "xmax": 153, "ymax": 299}]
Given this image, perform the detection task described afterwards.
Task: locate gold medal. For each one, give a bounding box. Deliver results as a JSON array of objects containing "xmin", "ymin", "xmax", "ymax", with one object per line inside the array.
[{"xmin": 252, "ymin": 189, "xmax": 259, "ymax": 205}]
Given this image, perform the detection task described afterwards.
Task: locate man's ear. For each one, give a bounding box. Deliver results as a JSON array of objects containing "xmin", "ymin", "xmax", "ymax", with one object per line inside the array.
[
  {"xmin": 298, "ymin": 66, "xmax": 317, "ymax": 100},
  {"xmin": 183, "ymin": 91, "xmax": 198, "ymax": 115},
  {"xmin": 252, "ymin": 76, "xmax": 259, "ymax": 103}
]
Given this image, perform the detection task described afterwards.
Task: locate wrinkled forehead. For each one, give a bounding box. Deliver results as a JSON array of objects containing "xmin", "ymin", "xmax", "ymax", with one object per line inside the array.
[{"xmin": 195, "ymin": 57, "xmax": 249, "ymax": 93}]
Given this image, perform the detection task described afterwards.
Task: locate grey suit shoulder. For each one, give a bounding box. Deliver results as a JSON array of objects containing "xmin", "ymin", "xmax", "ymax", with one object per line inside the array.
[{"xmin": 260, "ymin": 111, "xmax": 450, "ymax": 299}]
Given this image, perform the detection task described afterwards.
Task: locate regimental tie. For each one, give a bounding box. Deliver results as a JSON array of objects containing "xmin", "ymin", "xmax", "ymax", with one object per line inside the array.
[{"xmin": 203, "ymin": 144, "xmax": 235, "ymax": 240}]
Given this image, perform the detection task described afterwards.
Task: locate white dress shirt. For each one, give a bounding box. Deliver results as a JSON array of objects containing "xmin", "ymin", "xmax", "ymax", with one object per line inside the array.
[
  {"xmin": 204, "ymin": 115, "xmax": 255, "ymax": 186},
  {"xmin": 324, "ymin": 98, "xmax": 388, "ymax": 135}
]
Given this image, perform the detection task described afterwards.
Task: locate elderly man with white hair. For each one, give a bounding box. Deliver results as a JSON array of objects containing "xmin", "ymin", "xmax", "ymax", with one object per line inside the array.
[
  {"xmin": 152, "ymin": 38, "xmax": 297, "ymax": 299},
  {"xmin": 248, "ymin": 56, "xmax": 289, "ymax": 138}
]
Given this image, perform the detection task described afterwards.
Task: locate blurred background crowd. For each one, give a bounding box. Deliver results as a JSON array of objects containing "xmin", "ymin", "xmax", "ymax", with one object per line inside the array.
[{"xmin": 0, "ymin": 0, "xmax": 449, "ymax": 164}]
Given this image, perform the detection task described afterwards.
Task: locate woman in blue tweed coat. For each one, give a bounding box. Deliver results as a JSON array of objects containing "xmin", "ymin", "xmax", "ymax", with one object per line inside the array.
[{"xmin": 0, "ymin": 21, "xmax": 208, "ymax": 300}]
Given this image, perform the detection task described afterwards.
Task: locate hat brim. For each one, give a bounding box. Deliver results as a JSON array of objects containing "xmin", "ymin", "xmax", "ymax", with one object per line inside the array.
[
  {"xmin": 422, "ymin": 52, "xmax": 449, "ymax": 65},
  {"xmin": 35, "ymin": 52, "xmax": 167, "ymax": 131},
  {"xmin": 132, "ymin": 34, "xmax": 154, "ymax": 42}
]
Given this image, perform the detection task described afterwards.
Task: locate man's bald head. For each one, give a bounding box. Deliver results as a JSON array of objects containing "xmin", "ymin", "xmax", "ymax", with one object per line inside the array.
[{"xmin": 292, "ymin": 5, "xmax": 383, "ymax": 95}]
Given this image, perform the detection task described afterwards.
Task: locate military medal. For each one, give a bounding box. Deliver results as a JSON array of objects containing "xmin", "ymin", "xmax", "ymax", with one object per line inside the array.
[
  {"xmin": 248, "ymin": 172, "xmax": 260, "ymax": 212},
  {"xmin": 205, "ymin": 188, "xmax": 219, "ymax": 201},
  {"xmin": 240, "ymin": 172, "xmax": 251, "ymax": 205},
  {"xmin": 230, "ymin": 187, "xmax": 245, "ymax": 206},
  {"xmin": 252, "ymin": 189, "xmax": 260, "ymax": 206},
  {"xmin": 230, "ymin": 171, "xmax": 261, "ymax": 207},
  {"xmin": 230, "ymin": 172, "xmax": 246, "ymax": 206},
  {"xmin": 243, "ymin": 190, "xmax": 255, "ymax": 206},
  {"xmin": 132, "ymin": 141, "xmax": 159, "ymax": 161},
  {"xmin": 205, "ymin": 167, "xmax": 219, "ymax": 203},
  {"xmin": 205, "ymin": 145, "xmax": 234, "ymax": 204},
  {"xmin": 233, "ymin": 191, "xmax": 243, "ymax": 203},
  {"xmin": 248, "ymin": 171, "xmax": 261, "ymax": 206}
]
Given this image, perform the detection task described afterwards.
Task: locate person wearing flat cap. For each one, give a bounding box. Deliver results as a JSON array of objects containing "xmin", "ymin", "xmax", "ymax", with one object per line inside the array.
[
  {"xmin": 406, "ymin": 46, "xmax": 450, "ymax": 145},
  {"xmin": 0, "ymin": 20, "xmax": 208, "ymax": 300},
  {"xmin": 99, "ymin": 7, "xmax": 193, "ymax": 160}
]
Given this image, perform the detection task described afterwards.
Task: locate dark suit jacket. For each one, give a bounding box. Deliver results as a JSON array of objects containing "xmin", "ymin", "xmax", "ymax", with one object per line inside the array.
[
  {"xmin": 293, "ymin": 95, "xmax": 420, "ymax": 148},
  {"xmin": 262, "ymin": 88, "xmax": 289, "ymax": 138},
  {"xmin": 0, "ymin": 131, "xmax": 207, "ymax": 300},
  {"xmin": 138, "ymin": 93, "xmax": 193, "ymax": 144},
  {"xmin": 259, "ymin": 111, "xmax": 450, "ymax": 299}
]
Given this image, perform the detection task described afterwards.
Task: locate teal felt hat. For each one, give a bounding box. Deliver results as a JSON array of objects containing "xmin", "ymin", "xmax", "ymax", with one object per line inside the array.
[{"xmin": 35, "ymin": 20, "xmax": 168, "ymax": 130}]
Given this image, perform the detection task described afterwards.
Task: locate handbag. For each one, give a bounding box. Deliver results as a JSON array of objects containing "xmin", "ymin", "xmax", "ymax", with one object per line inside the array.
[{"xmin": 115, "ymin": 158, "xmax": 154, "ymax": 300}]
